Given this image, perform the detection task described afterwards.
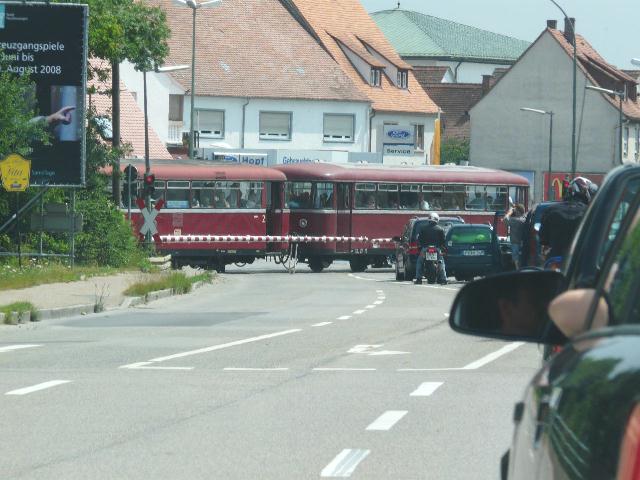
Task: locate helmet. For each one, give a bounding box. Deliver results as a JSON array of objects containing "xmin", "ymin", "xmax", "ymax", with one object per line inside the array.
[
  {"xmin": 425, "ymin": 212, "xmax": 439, "ymax": 223},
  {"xmin": 565, "ymin": 177, "xmax": 598, "ymax": 204}
]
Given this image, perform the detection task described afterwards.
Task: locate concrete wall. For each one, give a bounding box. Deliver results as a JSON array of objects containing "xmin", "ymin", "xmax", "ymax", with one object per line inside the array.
[
  {"xmin": 371, "ymin": 112, "xmax": 437, "ymax": 165},
  {"xmin": 469, "ymin": 31, "xmax": 622, "ymax": 202},
  {"xmin": 409, "ymin": 59, "xmax": 511, "ymax": 84}
]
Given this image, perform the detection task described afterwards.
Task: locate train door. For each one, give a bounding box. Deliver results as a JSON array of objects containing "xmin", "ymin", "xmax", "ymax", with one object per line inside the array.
[
  {"xmin": 336, "ymin": 183, "xmax": 352, "ymax": 253},
  {"xmin": 266, "ymin": 181, "xmax": 285, "ymax": 252}
]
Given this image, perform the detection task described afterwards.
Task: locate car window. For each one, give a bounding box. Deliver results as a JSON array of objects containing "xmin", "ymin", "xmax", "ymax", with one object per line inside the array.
[
  {"xmin": 448, "ymin": 228, "xmax": 492, "ymax": 245},
  {"xmin": 602, "ymin": 206, "xmax": 640, "ymax": 325}
]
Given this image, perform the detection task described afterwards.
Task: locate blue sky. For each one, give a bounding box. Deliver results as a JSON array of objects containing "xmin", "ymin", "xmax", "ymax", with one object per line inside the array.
[{"xmin": 361, "ymin": 0, "xmax": 638, "ymax": 70}]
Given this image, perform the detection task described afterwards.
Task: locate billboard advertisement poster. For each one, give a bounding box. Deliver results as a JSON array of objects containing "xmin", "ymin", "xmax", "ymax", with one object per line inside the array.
[
  {"xmin": 543, "ymin": 172, "xmax": 605, "ymax": 201},
  {"xmin": 0, "ymin": 2, "xmax": 88, "ymax": 186}
]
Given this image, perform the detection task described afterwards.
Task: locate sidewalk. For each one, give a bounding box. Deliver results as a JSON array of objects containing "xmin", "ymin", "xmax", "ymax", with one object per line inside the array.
[{"xmin": 0, "ymin": 268, "xmax": 207, "ymax": 322}]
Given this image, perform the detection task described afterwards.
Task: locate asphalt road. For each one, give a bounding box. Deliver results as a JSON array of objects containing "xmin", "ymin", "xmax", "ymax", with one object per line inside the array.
[{"xmin": 0, "ymin": 260, "xmax": 541, "ymax": 479}]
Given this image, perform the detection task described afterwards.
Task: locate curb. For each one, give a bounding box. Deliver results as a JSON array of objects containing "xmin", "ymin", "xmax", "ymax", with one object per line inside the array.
[{"xmin": 23, "ymin": 278, "xmax": 212, "ymax": 322}]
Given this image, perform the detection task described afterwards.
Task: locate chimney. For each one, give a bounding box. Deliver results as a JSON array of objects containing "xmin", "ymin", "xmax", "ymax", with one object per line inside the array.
[
  {"xmin": 564, "ymin": 17, "xmax": 575, "ymax": 44},
  {"xmin": 547, "ymin": 19, "xmax": 557, "ymax": 29},
  {"xmin": 482, "ymin": 75, "xmax": 492, "ymax": 96}
]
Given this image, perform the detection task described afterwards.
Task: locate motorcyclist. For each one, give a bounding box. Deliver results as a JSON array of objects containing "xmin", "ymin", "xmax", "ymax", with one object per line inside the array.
[
  {"xmin": 539, "ymin": 176, "xmax": 598, "ymax": 261},
  {"xmin": 415, "ymin": 212, "xmax": 447, "ymax": 285}
]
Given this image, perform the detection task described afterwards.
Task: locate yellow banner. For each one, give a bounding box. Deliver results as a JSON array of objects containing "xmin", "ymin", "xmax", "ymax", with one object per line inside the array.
[
  {"xmin": 431, "ymin": 119, "xmax": 441, "ymax": 165},
  {"xmin": 0, "ymin": 154, "xmax": 31, "ymax": 192}
]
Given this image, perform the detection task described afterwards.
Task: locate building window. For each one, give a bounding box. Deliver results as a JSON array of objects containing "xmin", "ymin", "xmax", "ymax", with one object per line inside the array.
[
  {"xmin": 414, "ymin": 124, "xmax": 424, "ymax": 151},
  {"xmin": 195, "ymin": 109, "xmax": 224, "ymax": 138},
  {"xmin": 370, "ymin": 68, "xmax": 382, "ymax": 87},
  {"xmin": 397, "ymin": 70, "xmax": 408, "ymax": 89},
  {"xmin": 624, "ymin": 127, "xmax": 630, "ymax": 157},
  {"xmin": 169, "ymin": 95, "xmax": 184, "ymax": 121},
  {"xmin": 323, "ymin": 114, "xmax": 355, "ymax": 143},
  {"xmin": 259, "ymin": 111, "xmax": 292, "ymax": 141}
]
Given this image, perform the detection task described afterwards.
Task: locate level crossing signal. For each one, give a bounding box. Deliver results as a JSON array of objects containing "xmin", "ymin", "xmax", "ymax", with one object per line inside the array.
[
  {"xmin": 123, "ymin": 164, "xmax": 138, "ymax": 205},
  {"xmin": 143, "ymin": 173, "xmax": 156, "ymax": 198}
]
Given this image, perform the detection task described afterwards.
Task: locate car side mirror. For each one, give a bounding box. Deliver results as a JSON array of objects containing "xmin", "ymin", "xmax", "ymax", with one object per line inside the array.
[{"xmin": 449, "ymin": 270, "xmax": 567, "ymax": 344}]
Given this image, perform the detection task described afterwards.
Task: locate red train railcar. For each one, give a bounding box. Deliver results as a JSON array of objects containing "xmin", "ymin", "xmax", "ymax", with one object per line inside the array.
[
  {"xmin": 123, "ymin": 160, "xmax": 289, "ymax": 272},
  {"xmin": 273, "ymin": 163, "xmax": 529, "ymax": 272}
]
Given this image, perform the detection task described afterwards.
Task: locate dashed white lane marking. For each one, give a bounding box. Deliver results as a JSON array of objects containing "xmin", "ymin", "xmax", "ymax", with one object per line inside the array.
[
  {"xmin": 376, "ymin": 290, "xmax": 383, "ymax": 293},
  {"xmin": 119, "ymin": 362, "xmax": 194, "ymax": 370},
  {"xmin": 223, "ymin": 367, "xmax": 289, "ymax": 371},
  {"xmin": 444, "ymin": 313, "xmax": 450, "ymax": 317},
  {"xmin": 410, "ymin": 381, "xmax": 443, "ymax": 397},
  {"xmin": 373, "ymin": 300, "xmax": 383, "ymax": 305},
  {"xmin": 352, "ymin": 310, "xmax": 366, "ymax": 315},
  {"xmin": 348, "ymin": 345, "xmax": 382, "ymax": 353},
  {"xmin": 313, "ymin": 322, "xmax": 333, "ymax": 327},
  {"xmin": 321, "ymin": 449, "xmax": 370, "ymax": 477},
  {"xmin": 337, "ymin": 315, "xmax": 351, "ymax": 320},
  {"xmin": 6, "ymin": 380, "xmax": 70, "ymax": 396},
  {"xmin": 0, "ymin": 344, "xmax": 42, "ymax": 353},
  {"xmin": 348, "ymin": 273, "xmax": 378, "ymax": 282},
  {"xmin": 366, "ymin": 410, "xmax": 408, "ymax": 431},
  {"xmin": 365, "ymin": 305, "xmax": 376, "ymax": 309},
  {"xmin": 313, "ymin": 368, "xmax": 376, "ymax": 371},
  {"xmin": 148, "ymin": 329, "xmax": 302, "ymax": 363},
  {"xmin": 461, "ymin": 342, "xmax": 524, "ymax": 370}
]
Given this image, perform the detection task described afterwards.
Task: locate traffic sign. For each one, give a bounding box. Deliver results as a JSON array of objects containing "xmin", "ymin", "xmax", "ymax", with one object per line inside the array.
[
  {"xmin": 139, "ymin": 207, "xmax": 159, "ymax": 237},
  {"xmin": 0, "ymin": 154, "xmax": 31, "ymax": 192}
]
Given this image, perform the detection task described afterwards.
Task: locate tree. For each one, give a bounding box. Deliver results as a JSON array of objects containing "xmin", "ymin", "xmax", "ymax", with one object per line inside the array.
[
  {"xmin": 441, "ymin": 138, "xmax": 470, "ymax": 165},
  {"xmin": 84, "ymin": 0, "xmax": 170, "ymax": 203}
]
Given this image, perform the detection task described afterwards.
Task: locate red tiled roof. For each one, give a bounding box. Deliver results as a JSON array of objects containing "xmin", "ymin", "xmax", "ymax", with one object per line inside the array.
[
  {"xmin": 419, "ymin": 83, "xmax": 483, "ymax": 139},
  {"xmin": 548, "ymin": 29, "xmax": 640, "ymax": 121},
  {"xmin": 151, "ymin": 0, "xmax": 368, "ymax": 103},
  {"xmin": 88, "ymin": 60, "xmax": 173, "ymax": 160},
  {"xmin": 287, "ymin": 0, "xmax": 439, "ymax": 115},
  {"xmin": 413, "ymin": 66, "xmax": 450, "ymax": 84}
]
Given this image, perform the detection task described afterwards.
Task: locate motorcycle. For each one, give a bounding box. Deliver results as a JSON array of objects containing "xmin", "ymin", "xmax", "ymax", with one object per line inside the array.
[{"xmin": 422, "ymin": 245, "xmax": 441, "ymax": 284}]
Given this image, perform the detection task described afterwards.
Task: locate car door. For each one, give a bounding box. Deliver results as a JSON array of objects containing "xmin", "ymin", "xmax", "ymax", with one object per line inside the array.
[{"xmin": 508, "ymin": 183, "xmax": 640, "ymax": 480}]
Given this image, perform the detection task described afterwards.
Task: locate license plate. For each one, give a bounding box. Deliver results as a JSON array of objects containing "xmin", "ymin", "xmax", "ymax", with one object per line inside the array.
[
  {"xmin": 425, "ymin": 252, "xmax": 438, "ymax": 260},
  {"xmin": 463, "ymin": 250, "xmax": 484, "ymax": 256}
]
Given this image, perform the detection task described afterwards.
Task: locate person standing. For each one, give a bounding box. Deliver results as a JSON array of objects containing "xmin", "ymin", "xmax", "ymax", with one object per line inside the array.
[{"xmin": 503, "ymin": 203, "xmax": 526, "ymax": 269}]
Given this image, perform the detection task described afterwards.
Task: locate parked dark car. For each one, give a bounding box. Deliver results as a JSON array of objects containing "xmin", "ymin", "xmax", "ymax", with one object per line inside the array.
[
  {"xmin": 439, "ymin": 215, "xmax": 465, "ymax": 233},
  {"xmin": 444, "ymin": 224, "xmax": 501, "ymax": 281},
  {"xmin": 447, "ymin": 164, "xmax": 640, "ymax": 479}
]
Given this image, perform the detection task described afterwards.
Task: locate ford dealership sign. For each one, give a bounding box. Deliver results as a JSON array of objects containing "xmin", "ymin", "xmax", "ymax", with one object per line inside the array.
[{"xmin": 383, "ymin": 125, "xmax": 414, "ymax": 145}]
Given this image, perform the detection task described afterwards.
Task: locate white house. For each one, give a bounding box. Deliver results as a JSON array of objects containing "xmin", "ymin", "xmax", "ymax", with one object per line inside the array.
[{"xmin": 470, "ymin": 19, "xmax": 640, "ymax": 202}]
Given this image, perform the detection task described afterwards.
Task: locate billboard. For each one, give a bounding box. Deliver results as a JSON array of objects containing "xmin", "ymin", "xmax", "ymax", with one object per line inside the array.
[{"xmin": 0, "ymin": 2, "xmax": 88, "ymax": 186}]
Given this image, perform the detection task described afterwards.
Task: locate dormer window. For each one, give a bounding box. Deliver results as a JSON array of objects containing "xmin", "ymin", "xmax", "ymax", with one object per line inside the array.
[
  {"xmin": 370, "ymin": 68, "xmax": 382, "ymax": 87},
  {"xmin": 397, "ymin": 70, "xmax": 408, "ymax": 89}
]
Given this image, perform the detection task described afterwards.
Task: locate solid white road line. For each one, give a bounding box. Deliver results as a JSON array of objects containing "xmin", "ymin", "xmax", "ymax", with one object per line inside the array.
[
  {"xmin": 0, "ymin": 344, "xmax": 42, "ymax": 353},
  {"xmin": 312, "ymin": 322, "xmax": 333, "ymax": 327},
  {"xmin": 365, "ymin": 305, "xmax": 376, "ymax": 309},
  {"xmin": 321, "ymin": 449, "xmax": 370, "ymax": 477},
  {"xmin": 223, "ymin": 367, "xmax": 289, "ymax": 371},
  {"xmin": 462, "ymin": 342, "xmax": 524, "ymax": 370},
  {"xmin": 410, "ymin": 381, "xmax": 444, "ymax": 397},
  {"xmin": 337, "ymin": 316, "xmax": 351, "ymax": 320},
  {"xmin": 366, "ymin": 410, "xmax": 408, "ymax": 431},
  {"xmin": 6, "ymin": 380, "xmax": 70, "ymax": 396},
  {"xmin": 149, "ymin": 329, "xmax": 302, "ymax": 363},
  {"xmin": 352, "ymin": 310, "xmax": 366, "ymax": 315},
  {"xmin": 313, "ymin": 368, "xmax": 376, "ymax": 371}
]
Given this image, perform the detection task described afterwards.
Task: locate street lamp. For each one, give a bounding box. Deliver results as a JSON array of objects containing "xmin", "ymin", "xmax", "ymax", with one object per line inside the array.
[
  {"xmin": 548, "ymin": 0, "xmax": 577, "ymax": 178},
  {"xmin": 173, "ymin": 0, "xmax": 222, "ymax": 160},
  {"xmin": 521, "ymin": 107, "xmax": 555, "ymax": 200},
  {"xmin": 586, "ymin": 85, "xmax": 625, "ymax": 165}
]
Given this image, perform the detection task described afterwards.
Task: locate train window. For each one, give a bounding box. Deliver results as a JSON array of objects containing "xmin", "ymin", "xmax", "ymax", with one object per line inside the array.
[
  {"xmin": 377, "ymin": 184, "xmax": 399, "ymax": 209},
  {"xmin": 400, "ymin": 184, "xmax": 420, "ymax": 209},
  {"xmin": 240, "ymin": 182, "xmax": 263, "ymax": 208},
  {"xmin": 443, "ymin": 185, "xmax": 465, "ymax": 210},
  {"xmin": 213, "ymin": 181, "xmax": 242, "ymax": 208},
  {"xmin": 191, "ymin": 181, "xmax": 215, "ymax": 208},
  {"xmin": 485, "ymin": 186, "xmax": 508, "ymax": 211},
  {"xmin": 314, "ymin": 182, "xmax": 334, "ymax": 209},
  {"xmin": 465, "ymin": 185, "xmax": 487, "ymax": 210},
  {"xmin": 422, "ymin": 184, "xmax": 443, "ymax": 210},
  {"xmin": 152, "ymin": 181, "xmax": 165, "ymax": 204},
  {"xmin": 285, "ymin": 182, "xmax": 313, "ymax": 209},
  {"xmin": 166, "ymin": 181, "xmax": 190, "ymax": 209},
  {"xmin": 355, "ymin": 183, "xmax": 376, "ymax": 209}
]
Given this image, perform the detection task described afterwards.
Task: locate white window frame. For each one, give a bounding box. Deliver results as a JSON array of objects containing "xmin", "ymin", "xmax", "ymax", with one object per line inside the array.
[
  {"xmin": 259, "ymin": 111, "xmax": 292, "ymax": 141},
  {"xmin": 623, "ymin": 126, "xmax": 629, "ymax": 157},
  {"xmin": 414, "ymin": 124, "xmax": 425, "ymax": 151},
  {"xmin": 323, "ymin": 114, "xmax": 355, "ymax": 143},
  {"xmin": 397, "ymin": 70, "xmax": 408, "ymax": 89},
  {"xmin": 168, "ymin": 95, "xmax": 184, "ymax": 122},
  {"xmin": 195, "ymin": 109, "xmax": 224, "ymax": 139},
  {"xmin": 370, "ymin": 68, "xmax": 382, "ymax": 87}
]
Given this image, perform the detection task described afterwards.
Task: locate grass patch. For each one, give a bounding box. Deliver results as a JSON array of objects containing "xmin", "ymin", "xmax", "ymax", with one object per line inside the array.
[
  {"xmin": 1, "ymin": 301, "xmax": 38, "ymax": 324},
  {"xmin": 0, "ymin": 261, "xmax": 156, "ymax": 291},
  {"xmin": 124, "ymin": 271, "xmax": 213, "ymax": 298}
]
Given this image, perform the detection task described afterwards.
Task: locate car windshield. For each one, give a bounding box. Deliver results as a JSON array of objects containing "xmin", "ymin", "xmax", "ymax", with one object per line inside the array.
[{"xmin": 449, "ymin": 228, "xmax": 492, "ymax": 244}]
